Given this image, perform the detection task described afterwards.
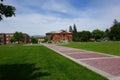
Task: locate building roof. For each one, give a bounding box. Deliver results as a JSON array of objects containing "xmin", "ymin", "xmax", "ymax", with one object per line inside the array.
[{"xmin": 46, "ymin": 30, "xmax": 71, "ymax": 34}]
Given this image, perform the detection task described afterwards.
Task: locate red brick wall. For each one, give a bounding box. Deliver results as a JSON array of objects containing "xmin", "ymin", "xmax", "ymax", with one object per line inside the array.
[
  {"xmin": 52, "ymin": 32, "xmax": 72, "ymax": 42},
  {"xmin": 0, "ymin": 33, "xmax": 30, "ymax": 44}
]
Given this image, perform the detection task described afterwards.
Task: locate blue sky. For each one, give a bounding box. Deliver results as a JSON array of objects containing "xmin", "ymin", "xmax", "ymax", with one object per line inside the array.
[{"xmin": 0, "ymin": 0, "xmax": 120, "ymax": 35}]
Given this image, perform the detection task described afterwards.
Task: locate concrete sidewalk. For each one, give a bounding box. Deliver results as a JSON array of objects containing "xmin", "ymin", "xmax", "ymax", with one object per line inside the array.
[{"xmin": 43, "ymin": 44, "xmax": 120, "ymax": 80}]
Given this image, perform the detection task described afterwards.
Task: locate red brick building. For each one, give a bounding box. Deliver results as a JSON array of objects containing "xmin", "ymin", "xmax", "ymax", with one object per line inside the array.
[
  {"xmin": 23, "ymin": 34, "xmax": 30, "ymax": 44},
  {"xmin": 46, "ymin": 30, "xmax": 72, "ymax": 42},
  {"xmin": 0, "ymin": 33, "xmax": 30, "ymax": 44},
  {"xmin": 5, "ymin": 33, "xmax": 14, "ymax": 44},
  {"xmin": 0, "ymin": 33, "xmax": 6, "ymax": 44}
]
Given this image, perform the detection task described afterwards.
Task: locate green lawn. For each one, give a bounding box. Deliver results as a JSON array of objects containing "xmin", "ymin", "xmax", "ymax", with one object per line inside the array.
[
  {"xmin": 0, "ymin": 45, "xmax": 107, "ymax": 80},
  {"xmin": 62, "ymin": 42, "xmax": 120, "ymax": 56}
]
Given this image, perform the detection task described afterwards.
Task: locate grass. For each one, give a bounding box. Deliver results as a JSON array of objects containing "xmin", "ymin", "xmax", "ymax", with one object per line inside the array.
[
  {"xmin": 61, "ymin": 42, "xmax": 120, "ymax": 56},
  {"xmin": 0, "ymin": 45, "xmax": 107, "ymax": 80}
]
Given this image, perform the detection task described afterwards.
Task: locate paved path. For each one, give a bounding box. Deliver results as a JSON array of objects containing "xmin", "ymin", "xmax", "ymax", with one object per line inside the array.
[{"xmin": 43, "ymin": 44, "xmax": 120, "ymax": 80}]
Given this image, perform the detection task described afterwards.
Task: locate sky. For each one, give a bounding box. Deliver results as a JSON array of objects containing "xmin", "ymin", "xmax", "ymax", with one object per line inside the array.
[{"xmin": 0, "ymin": 0, "xmax": 120, "ymax": 36}]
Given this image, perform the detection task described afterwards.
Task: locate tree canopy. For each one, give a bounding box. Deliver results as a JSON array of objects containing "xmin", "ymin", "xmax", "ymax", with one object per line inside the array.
[
  {"xmin": 10, "ymin": 37, "xmax": 16, "ymax": 43},
  {"xmin": 13, "ymin": 32, "xmax": 25, "ymax": 44},
  {"xmin": 113, "ymin": 19, "xmax": 119, "ymax": 25},
  {"xmin": 78, "ymin": 31, "xmax": 91, "ymax": 42},
  {"xmin": 109, "ymin": 22, "xmax": 120, "ymax": 40},
  {"xmin": 31, "ymin": 37, "xmax": 38, "ymax": 44},
  {"xmin": 0, "ymin": 0, "xmax": 16, "ymax": 21},
  {"xmin": 92, "ymin": 29, "xmax": 104, "ymax": 41}
]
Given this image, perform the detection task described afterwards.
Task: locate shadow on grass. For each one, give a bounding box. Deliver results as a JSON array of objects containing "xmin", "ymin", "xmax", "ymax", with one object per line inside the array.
[{"xmin": 0, "ymin": 64, "xmax": 50, "ymax": 80}]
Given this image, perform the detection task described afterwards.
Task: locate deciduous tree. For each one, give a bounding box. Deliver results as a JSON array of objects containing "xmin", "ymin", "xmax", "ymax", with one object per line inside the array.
[
  {"xmin": 0, "ymin": 0, "xmax": 16, "ymax": 21},
  {"xmin": 10, "ymin": 37, "xmax": 16, "ymax": 43},
  {"xmin": 92, "ymin": 29, "xmax": 104, "ymax": 41},
  {"xmin": 109, "ymin": 22, "xmax": 120, "ymax": 40},
  {"xmin": 31, "ymin": 37, "xmax": 38, "ymax": 44},
  {"xmin": 78, "ymin": 31, "xmax": 91, "ymax": 42},
  {"xmin": 13, "ymin": 32, "xmax": 25, "ymax": 44}
]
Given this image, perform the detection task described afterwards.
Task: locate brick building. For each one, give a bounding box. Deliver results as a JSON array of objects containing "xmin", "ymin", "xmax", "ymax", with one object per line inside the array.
[
  {"xmin": 5, "ymin": 33, "xmax": 14, "ymax": 44},
  {"xmin": 0, "ymin": 33, "xmax": 6, "ymax": 44},
  {"xmin": 0, "ymin": 33, "xmax": 30, "ymax": 44},
  {"xmin": 46, "ymin": 30, "xmax": 72, "ymax": 42},
  {"xmin": 23, "ymin": 34, "xmax": 30, "ymax": 44}
]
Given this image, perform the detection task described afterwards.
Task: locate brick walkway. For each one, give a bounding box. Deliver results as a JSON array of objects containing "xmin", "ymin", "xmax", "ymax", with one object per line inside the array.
[{"xmin": 43, "ymin": 44, "xmax": 120, "ymax": 80}]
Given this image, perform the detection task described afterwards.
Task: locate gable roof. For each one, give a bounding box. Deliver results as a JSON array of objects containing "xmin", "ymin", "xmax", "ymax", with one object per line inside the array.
[{"xmin": 46, "ymin": 30, "xmax": 71, "ymax": 34}]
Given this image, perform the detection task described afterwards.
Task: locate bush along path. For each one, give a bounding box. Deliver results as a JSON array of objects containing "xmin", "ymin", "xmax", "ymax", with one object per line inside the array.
[{"xmin": 43, "ymin": 43, "xmax": 120, "ymax": 80}]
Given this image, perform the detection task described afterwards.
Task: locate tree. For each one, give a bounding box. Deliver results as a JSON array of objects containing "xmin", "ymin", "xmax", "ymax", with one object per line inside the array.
[
  {"xmin": 10, "ymin": 37, "xmax": 16, "ymax": 43},
  {"xmin": 109, "ymin": 22, "xmax": 120, "ymax": 40},
  {"xmin": 73, "ymin": 24, "xmax": 77, "ymax": 33},
  {"xmin": 13, "ymin": 32, "xmax": 25, "ymax": 44},
  {"xmin": 105, "ymin": 29, "xmax": 109, "ymax": 36},
  {"xmin": 72, "ymin": 24, "xmax": 78, "ymax": 41},
  {"xmin": 78, "ymin": 31, "xmax": 91, "ymax": 42},
  {"xmin": 0, "ymin": 0, "xmax": 16, "ymax": 21},
  {"xmin": 69, "ymin": 25, "xmax": 72, "ymax": 32},
  {"xmin": 92, "ymin": 29, "xmax": 104, "ymax": 41},
  {"xmin": 113, "ymin": 19, "xmax": 118, "ymax": 25},
  {"xmin": 44, "ymin": 37, "xmax": 48, "ymax": 42},
  {"xmin": 31, "ymin": 37, "xmax": 38, "ymax": 44}
]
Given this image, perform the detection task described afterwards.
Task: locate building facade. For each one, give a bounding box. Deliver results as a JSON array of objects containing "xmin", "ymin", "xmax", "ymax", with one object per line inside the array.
[
  {"xmin": 5, "ymin": 33, "xmax": 14, "ymax": 44},
  {"xmin": 46, "ymin": 30, "xmax": 72, "ymax": 42},
  {"xmin": 0, "ymin": 33, "xmax": 6, "ymax": 44},
  {"xmin": 23, "ymin": 34, "xmax": 30, "ymax": 44},
  {"xmin": 0, "ymin": 33, "xmax": 30, "ymax": 44}
]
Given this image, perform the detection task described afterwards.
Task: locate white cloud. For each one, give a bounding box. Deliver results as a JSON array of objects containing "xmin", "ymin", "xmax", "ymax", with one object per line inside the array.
[
  {"xmin": 0, "ymin": 12, "xmax": 116, "ymax": 35},
  {"xmin": 41, "ymin": 0, "xmax": 68, "ymax": 13}
]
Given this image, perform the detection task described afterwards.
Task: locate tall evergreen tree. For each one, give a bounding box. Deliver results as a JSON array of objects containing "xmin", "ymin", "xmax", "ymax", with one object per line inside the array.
[
  {"xmin": 69, "ymin": 25, "xmax": 72, "ymax": 32},
  {"xmin": 73, "ymin": 24, "xmax": 77, "ymax": 33},
  {"xmin": 113, "ymin": 19, "xmax": 118, "ymax": 25},
  {"xmin": 72, "ymin": 24, "xmax": 78, "ymax": 41}
]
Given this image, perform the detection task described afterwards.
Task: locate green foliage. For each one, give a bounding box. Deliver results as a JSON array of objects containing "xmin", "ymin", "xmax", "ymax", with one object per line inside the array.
[
  {"xmin": 113, "ymin": 19, "xmax": 118, "ymax": 25},
  {"xmin": 92, "ymin": 29, "xmax": 104, "ymax": 41},
  {"xmin": 104, "ymin": 29, "xmax": 109, "ymax": 37},
  {"xmin": 109, "ymin": 23, "xmax": 120, "ymax": 41},
  {"xmin": 72, "ymin": 24, "xmax": 78, "ymax": 41},
  {"xmin": 43, "ymin": 37, "xmax": 48, "ymax": 42},
  {"xmin": 78, "ymin": 31, "xmax": 91, "ymax": 42},
  {"xmin": 69, "ymin": 19, "xmax": 120, "ymax": 41},
  {"xmin": 0, "ymin": 45, "xmax": 107, "ymax": 80},
  {"xmin": 31, "ymin": 37, "xmax": 38, "ymax": 44},
  {"xmin": 0, "ymin": 0, "xmax": 16, "ymax": 21},
  {"xmin": 10, "ymin": 37, "xmax": 16, "ymax": 43},
  {"xmin": 69, "ymin": 25, "xmax": 73, "ymax": 32},
  {"xmin": 13, "ymin": 32, "xmax": 25, "ymax": 44}
]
